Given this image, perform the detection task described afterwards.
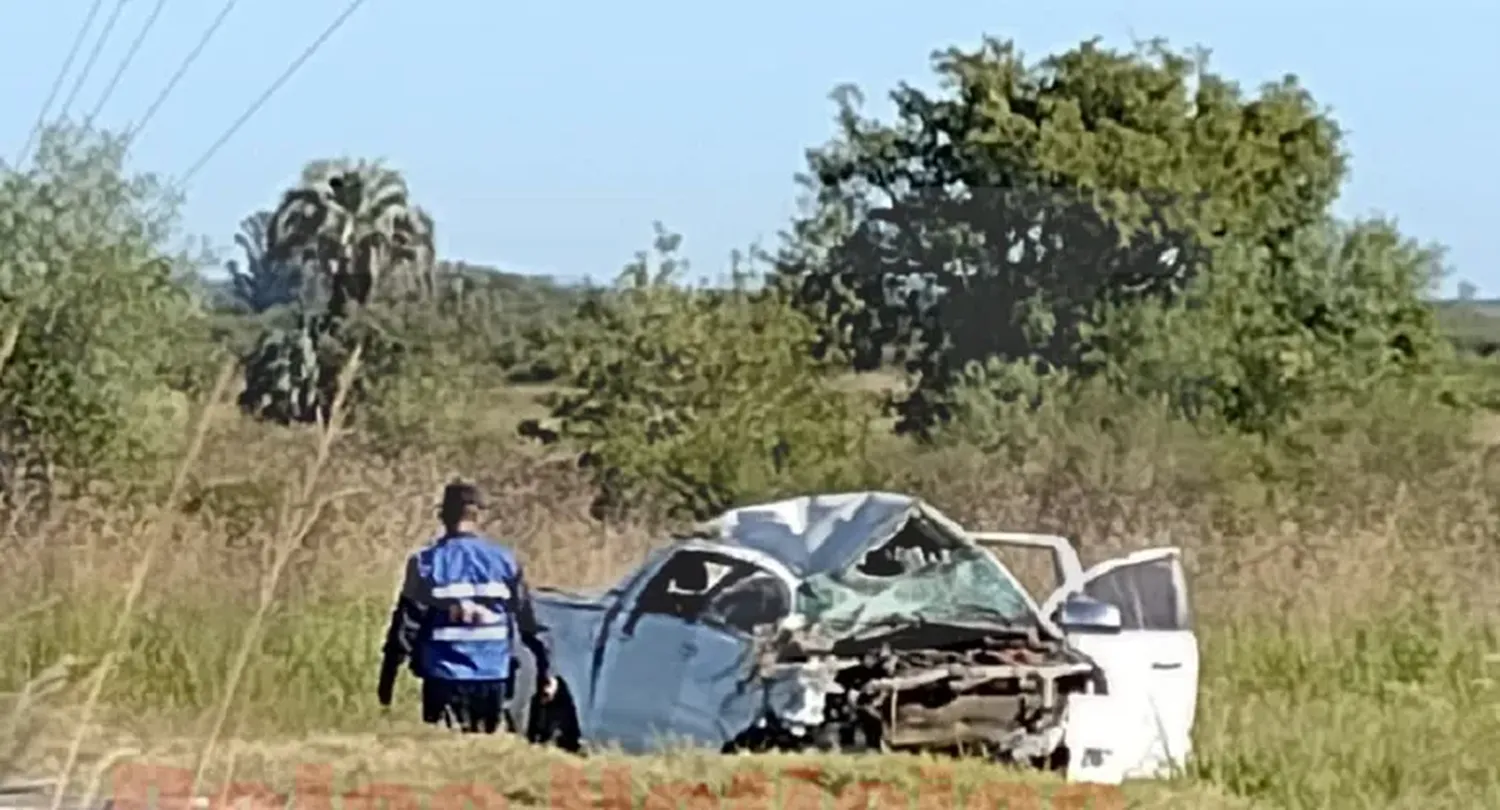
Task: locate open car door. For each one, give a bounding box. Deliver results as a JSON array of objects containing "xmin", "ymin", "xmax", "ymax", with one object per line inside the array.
[{"xmin": 1041, "ymin": 548, "xmax": 1199, "ymax": 780}]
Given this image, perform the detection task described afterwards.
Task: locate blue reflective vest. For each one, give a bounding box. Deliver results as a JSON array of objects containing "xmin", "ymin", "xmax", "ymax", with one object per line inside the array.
[{"xmin": 407, "ymin": 532, "xmax": 519, "ymax": 681}]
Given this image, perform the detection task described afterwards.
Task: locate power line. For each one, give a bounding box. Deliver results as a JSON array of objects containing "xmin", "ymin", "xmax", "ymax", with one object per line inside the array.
[
  {"xmin": 123, "ymin": 0, "xmax": 241, "ymax": 146},
  {"xmin": 176, "ymin": 0, "xmax": 370, "ymax": 186},
  {"xmin": 13, "ymin": 0, "xmax": 107, "ymax": 166},
  {"xmin": 82, "ymin": 0, "xmax": 172, "ymax": 131},
  {"xmin": 55, "ymin": 0, "xmax": 133, "ymax": 124}
]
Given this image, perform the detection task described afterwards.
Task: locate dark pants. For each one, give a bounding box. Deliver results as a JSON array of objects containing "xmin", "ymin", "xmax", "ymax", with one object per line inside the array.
[{"xmin": 421, "ymin": 678, "xmax": 509, "ymax": 733}]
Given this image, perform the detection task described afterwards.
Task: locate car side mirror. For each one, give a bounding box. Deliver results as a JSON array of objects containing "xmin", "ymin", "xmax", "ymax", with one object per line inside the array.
[{"xmin": 1054, "ymin": 594, "xmax": 1122, "ymax": 634}]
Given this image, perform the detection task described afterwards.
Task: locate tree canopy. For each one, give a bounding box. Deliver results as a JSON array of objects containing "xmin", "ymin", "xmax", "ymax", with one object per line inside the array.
[
  {"xmin": 0, "ymin": 124, "xmax": 212, "ymax": 501},
  {"xmin": 775, "ymin": 37, "xmax": 1437, "ymax": 436}
]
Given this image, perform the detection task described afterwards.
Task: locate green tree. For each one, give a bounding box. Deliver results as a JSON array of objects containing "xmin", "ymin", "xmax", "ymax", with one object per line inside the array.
[
  {"xmin": 0, "ymin": 124, "xmax": 211, "ymax": 505},
  {"xmin": 239, "ymin": 159, "xmax": 438, "ymax": 424},
  {"xmin": 778, "ymin": 36, "xmax": 1366, "ymax": 436},
  {"xmin": 1070, "ymin": 217, "xmax": 1450, "ymax": 434},
  {"xmin": 224, "ymin": 209, "xmax": 305, "ymax": 314},
  {"xmin": 266, "ymin": 158, "xmax": 436, "ymax": 315},
  {"xmin": 523, "ymin": 226, "xmax": 877, "ymax": 520}
]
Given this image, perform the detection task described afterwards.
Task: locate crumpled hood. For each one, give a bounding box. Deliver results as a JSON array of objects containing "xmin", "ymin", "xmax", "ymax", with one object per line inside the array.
[{"xmin": 693, "ymin": 492, "xmax": 937, "ymax": 577}]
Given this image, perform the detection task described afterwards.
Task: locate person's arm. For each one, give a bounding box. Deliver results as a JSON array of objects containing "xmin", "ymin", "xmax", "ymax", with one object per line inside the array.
[
  {"xmin": 511, "ymin": 563, "xmax": 553, "ymax": 682},
  {"xmin": 378, "ymin": 554, "xmax": 428, "ymax": 705}
]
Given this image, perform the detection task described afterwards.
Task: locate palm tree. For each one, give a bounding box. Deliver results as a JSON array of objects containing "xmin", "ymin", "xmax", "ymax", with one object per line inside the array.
[
  {"xmin": 240, "ymin": 159, "xmax": 438, "ymax": 425},
  {"xmin": 265, "ymin": 158, "xmax": 437, "ymax": 318},
  {"xmin": 225, "ymin": 210, "xmax": 306, "ymax": 313}
]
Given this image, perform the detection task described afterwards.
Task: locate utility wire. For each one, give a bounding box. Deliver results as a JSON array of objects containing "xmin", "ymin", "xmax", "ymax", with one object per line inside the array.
[
  {"xmin": 55, "ymin": 0, "xmax": 133, "ymax": 125},
  {"xmin": 82, "ymin": 0, "xmax": 171, "ymax": 131},
  {"xmin": 123, "ymin": 0, "xmax": 241, "ymax": 146},
  {"xmin": 176, "ymin": 0, "xmax": 370, "ymax": 186},
  {"xmin": 13, "ymin": 0, "xmax": 107, "ymax": 167}
]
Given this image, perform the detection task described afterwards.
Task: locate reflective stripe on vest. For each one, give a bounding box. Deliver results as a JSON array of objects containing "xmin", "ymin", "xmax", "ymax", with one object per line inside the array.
[
  {"xmin": 431, "ymin": 624, "xmax": 510, "ymax": 641},
  {"xmin": 433, "ymin": 582, "xmax": 511, "ymax": 599}
]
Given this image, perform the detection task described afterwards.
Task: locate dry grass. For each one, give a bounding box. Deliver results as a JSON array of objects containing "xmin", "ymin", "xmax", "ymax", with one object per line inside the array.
[{"xmin": 3, "ymin": 379, "xmax": 1500, "ymax": 810}]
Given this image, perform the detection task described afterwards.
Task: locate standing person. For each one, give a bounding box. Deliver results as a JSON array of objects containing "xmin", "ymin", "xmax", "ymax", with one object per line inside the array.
[{"xmin": 377, "ymin": 480, "xmax": 557, "ymax": 733}]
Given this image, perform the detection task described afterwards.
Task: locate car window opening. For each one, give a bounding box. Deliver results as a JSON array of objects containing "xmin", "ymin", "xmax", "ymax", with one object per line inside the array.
[{"xmin": 856, "ymin": 515, "xmax": 958, "ymax": 577}]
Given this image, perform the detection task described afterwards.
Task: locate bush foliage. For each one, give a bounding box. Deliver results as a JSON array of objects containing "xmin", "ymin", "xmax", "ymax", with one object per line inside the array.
[
  {"xmin": 0, "ymin": 125, "xmax": 214, "ymax": 502},
  {"xmin": 521, "ymin": 226, "xmax": 878, "ymax": 519}
]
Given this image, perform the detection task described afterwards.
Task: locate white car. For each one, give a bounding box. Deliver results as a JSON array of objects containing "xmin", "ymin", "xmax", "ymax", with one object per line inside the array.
[
  {"xmin": 510, "ymin": 492, "xmax": 1198, "ymax": 784},
  {"xmin": 968, "ymin": 529, "xmax": 1199, "ymax": 782}
]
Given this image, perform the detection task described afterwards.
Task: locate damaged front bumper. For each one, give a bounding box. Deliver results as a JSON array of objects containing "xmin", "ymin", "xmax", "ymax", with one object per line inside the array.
[{"xmin": 734, "ymin": 621, "xmax": 1105, "ymax": 765}]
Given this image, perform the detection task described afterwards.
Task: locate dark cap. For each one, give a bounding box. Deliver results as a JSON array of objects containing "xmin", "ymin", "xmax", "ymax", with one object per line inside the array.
[{"xmin": 438, "ymin": 480, "xmax": 485, "ymax": 517}]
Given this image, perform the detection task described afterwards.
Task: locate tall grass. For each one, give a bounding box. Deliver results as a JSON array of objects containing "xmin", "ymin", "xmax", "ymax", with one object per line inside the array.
[{"xmin": 1, "ymin": 381, "xmax": 1498, "ymax": 810}]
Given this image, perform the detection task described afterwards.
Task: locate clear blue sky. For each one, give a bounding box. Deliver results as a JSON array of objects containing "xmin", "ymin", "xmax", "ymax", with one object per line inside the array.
[{"xmin": 3, "ymin": 1, "xmax": 1496, "ymax": 295}]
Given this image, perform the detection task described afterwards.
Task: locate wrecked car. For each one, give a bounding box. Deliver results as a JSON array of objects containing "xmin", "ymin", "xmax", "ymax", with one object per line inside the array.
[{"xmin": 507, "ymin": 492, "xmax": 1198, "ymax": 783}]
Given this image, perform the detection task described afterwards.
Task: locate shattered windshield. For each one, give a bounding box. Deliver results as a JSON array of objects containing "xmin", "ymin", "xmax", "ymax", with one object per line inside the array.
[{"xmin": 796, "ymin": 545, "xmax": 1036, "ymax": 637}]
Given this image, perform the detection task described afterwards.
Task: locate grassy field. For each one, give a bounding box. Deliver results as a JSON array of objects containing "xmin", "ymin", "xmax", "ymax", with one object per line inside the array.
[{"xmin": 2, "ymin": 377, "xmax": 1499, "ymax": 810}]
